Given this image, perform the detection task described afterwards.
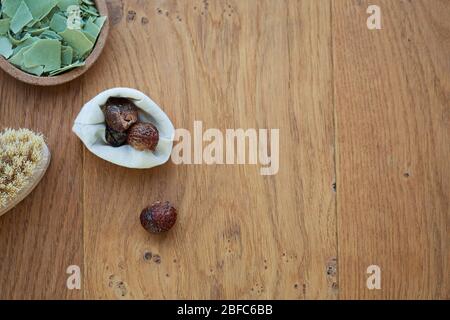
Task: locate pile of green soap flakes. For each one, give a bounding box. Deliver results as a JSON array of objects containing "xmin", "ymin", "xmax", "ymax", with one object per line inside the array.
[{"xmin": 0, "ymin": 0, "xmax": 106, "ymax": 76}]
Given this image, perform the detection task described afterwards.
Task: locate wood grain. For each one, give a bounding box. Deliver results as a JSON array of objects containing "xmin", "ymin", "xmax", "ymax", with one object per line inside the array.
[
  {"xmin": 333, "ymin": 0, "xmax": 450, "ymax": 299},
  {"xmin": 0, "ymin": 78, "xmax": 84, "ymax": 299},
  {"xmin": 82, "ymin": 0, "xmax": 336, "ymax": 299},
  {"xmin": 0, "ymin": 0, "xmax": 448, "ymax": 300}
]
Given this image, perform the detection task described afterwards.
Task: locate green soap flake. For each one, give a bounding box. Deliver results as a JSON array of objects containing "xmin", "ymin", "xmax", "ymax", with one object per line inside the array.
[
  {"xmin": 8, "ymin": 30, "xmax": 30, "ymax": 45},
  {"xmin": 49, "ymin": 60, "xmax": 84, "ymax": 76},
  {"xmin": 57, "ymin": 0, "xmax": 81, "ymax": 12},
  {"xmin": 0, "ymin": 36, "xmax": 13, "ymax": 59},
  {"xmin": 9, "ymin": 55, "xmax": 44, "ymax": 75},
  {"xmin": 36, "ymin": 17, "xmax": 49, "ymax": 28},
  {"xmin": 2, "ymin": 0, "xmax": 21, "ymax": 18},
  {"xmin": 49, "ymin": 13, "xmax": 67, "ymax": 32},
  {"xmin": 23, "ymin": 39, "xmax": 61, "ymax": 72},
  {"xmin": 82, "ymin": 0, "xmax": 95, "ymax": 6},
  {"xmin": 82, "ymin": 30, "xmax": 95, "ymax": 43},
  {"xmin": 83, "ymin": 18, "xmax": 100, "ymax": 40},
  {"xmin": 26, "ymin": 26, "xmax": 50, "ymax": 36},
  {"xmin": 22, "ymin": 65, "xmax": 44, "ymax": 76},
  {"xmin": 61, "ymin": 45, "xmax": 73, "ymax": 65},
  {"xmin": 10, "ymin": 1, "xmax": 33, "ymax": 34},
  {"xmin": 40, "ymin": 30, "xmax": 63, "ymax": 40},
  {"xmin": 94, "ymin": 16, "xmax": 107, "ymax": 29},
  {"xmin": 12, "ymin": 36, "xmax": 37, "ymax": 54},
  {"xmin": 59, "ymin": 28, "xmax": 92, "ymax": 58},
  {"xmin": 8, "ymin": 44, "xmax": 32, "ymax": 66},
  {"xmin": 0, "ymin": 19, "xmax": 12, "ymax": 35},
  {"xmin": 24, "ymin": 0, "xmax": 59, "ymax": 23},
  {"xmin": 86, "ymin": 15, "xmax": 96, "ymax": 24},
  {"xmin": 45, "ymin": 6, "xmax": 60, "ymax": 22},
  {"xmin": 81, "ymin": 5, "xmax": 99, "ymax": 17}
]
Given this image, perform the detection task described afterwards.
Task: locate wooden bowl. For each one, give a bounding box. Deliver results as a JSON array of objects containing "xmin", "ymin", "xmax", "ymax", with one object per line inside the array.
[{"xmin": 0, "ymin": 0, "xmax": 109, "ymax": 86}]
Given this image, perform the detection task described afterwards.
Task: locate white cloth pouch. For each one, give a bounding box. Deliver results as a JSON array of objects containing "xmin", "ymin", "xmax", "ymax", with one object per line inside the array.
[{"xmin": 72, "ymin": 88, "xmax": 175, "ymax": 169}]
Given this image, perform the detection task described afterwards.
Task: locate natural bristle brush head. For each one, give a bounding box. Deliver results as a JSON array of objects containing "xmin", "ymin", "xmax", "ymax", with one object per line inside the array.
[{"xmin": 0, "ymin": 128, "xmax": 51, "ymax": 216}]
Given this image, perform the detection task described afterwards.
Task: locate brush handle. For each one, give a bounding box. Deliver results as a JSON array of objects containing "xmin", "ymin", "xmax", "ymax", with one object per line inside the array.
[{"xmin": 0, "ymin": 144, "xmax": 51, "ymax": 217}]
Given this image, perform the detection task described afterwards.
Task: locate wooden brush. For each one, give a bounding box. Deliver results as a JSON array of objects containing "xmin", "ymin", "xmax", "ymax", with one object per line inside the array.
[{"xmin": 0, "ymin": 129, "xmax": 51, "ymax": 217}]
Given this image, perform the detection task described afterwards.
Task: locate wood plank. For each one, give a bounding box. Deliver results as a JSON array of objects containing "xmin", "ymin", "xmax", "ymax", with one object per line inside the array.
[
  {"xmin": 0, "ymin": 78, "xmax": 84, "ymax": 299},
  {"xmin": 83, "ymin": 0, "xmax": 337, "ymax": 299},
  {"xmin": 333, "ymin": 0, "xmax": 450, "ymax": 299}
]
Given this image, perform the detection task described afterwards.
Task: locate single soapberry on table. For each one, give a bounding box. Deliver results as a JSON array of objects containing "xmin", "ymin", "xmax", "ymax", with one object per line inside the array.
[
  {"xmin": 127, "ymin": 122, "xmax": 159, "ymax": 151},
  {"xmin": 105, "ymin": 125, "xmax": 128, "ymax": 147},
  {"xmin": 140, "ymin": 201, "xmax": 177, "ymax": 234},
  {"xmin": 102, "ymin": 97, "xmax": 139, "ymax": 132}
]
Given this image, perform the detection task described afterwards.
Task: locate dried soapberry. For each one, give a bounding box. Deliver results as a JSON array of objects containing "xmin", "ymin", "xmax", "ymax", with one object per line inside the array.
[
  {"xmin": 105, "ymin": 126, "xmax": 128, "ymax": 147},
  {"xmin": 140, "ymin": 201, "xmax": 177, "ymax": 234},
  {"xmin": 127, "ymin": 123, "xmax": 159, "ymax": 151},
  {"xmin": 102, "ymin": 97, "xmax": 139, "ymax": 132}
]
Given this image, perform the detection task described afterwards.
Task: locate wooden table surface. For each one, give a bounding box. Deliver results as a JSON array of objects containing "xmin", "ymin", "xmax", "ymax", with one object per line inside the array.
[{"xmin": 0, "ymin": 0, "xmax": 448, "ymax": 300}]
